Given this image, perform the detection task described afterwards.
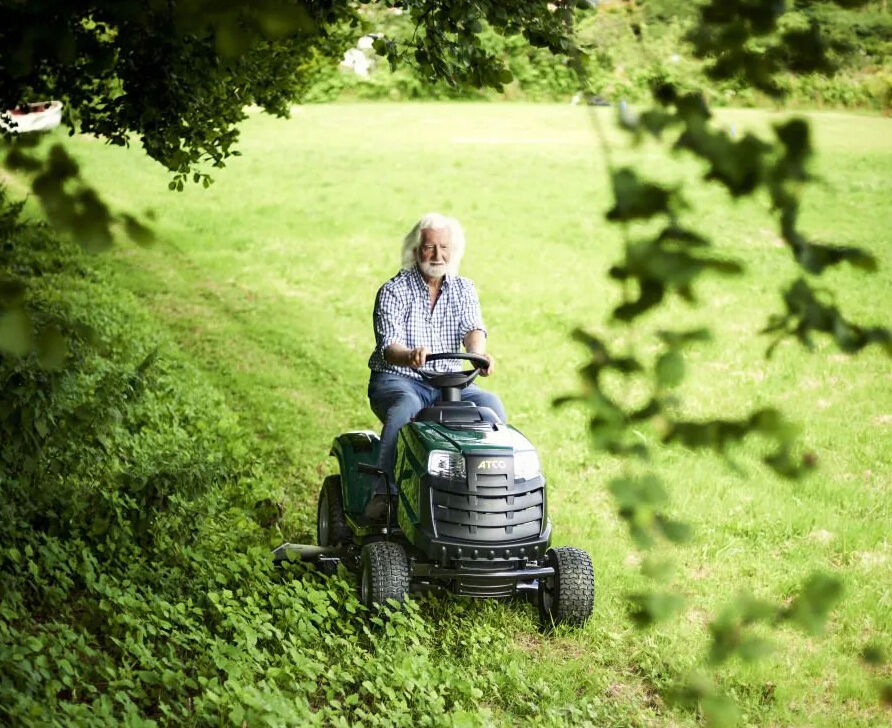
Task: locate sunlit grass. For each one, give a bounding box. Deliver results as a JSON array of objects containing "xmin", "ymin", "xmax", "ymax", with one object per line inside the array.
[{"xmin": 49, "ymin": 103, "xmax": 892, "ymax": 725}]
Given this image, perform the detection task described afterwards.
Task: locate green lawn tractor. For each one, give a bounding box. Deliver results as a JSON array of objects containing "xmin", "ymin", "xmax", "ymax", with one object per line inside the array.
[{"xmin": 274, "ymin": 353, "xmax": 595, "ymax": 629}]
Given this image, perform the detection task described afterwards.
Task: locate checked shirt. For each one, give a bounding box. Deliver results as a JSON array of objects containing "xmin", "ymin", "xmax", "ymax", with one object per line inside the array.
[{"xmin": 368, "ymin": 265, "xmax": 487, "ymax": 381}]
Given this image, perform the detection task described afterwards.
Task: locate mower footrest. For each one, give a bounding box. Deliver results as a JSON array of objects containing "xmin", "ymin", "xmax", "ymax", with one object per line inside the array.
[
  {"xmin": 413, "ymin": 565, "xmax": 553, "ymax": 581},
  {"xmin": 413, "ymin": 561, "xmax": 553, "ymax": 595}
]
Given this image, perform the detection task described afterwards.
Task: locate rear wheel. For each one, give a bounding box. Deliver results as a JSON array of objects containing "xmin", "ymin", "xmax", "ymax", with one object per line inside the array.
[
  {"xmin": 317, "ymin": 475, "xmax": 351, "ymax": 547},
  {"xmin": 359, "ymin": 541, "xmax": 410, "ymax": 609},
  {"xmin": 538, "ymin": 547, "xmax": 595, "ymax": 629}
]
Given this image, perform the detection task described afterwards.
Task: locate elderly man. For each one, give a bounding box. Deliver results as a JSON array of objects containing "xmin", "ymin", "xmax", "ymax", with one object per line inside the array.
[{"xmin": 365, "ymin": 212, "xmax": 507, "ymax": 520}]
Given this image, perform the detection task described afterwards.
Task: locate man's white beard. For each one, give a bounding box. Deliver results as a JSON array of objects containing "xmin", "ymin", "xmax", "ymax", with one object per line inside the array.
[{"xmin": 418, "ymin": 260, "xmax": 447, "ymax": 279}]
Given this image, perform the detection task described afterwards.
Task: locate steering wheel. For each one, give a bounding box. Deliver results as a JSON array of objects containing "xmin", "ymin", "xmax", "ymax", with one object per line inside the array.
[{"xmin": 418, "ymin": 352, "xmax": 490, "ymax": 389}]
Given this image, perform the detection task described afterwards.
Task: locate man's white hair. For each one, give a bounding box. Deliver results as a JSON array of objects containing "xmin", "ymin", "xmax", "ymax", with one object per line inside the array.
[{"xmin": 401, "ymin": 212, "xmax": 465, "ymax": 275}]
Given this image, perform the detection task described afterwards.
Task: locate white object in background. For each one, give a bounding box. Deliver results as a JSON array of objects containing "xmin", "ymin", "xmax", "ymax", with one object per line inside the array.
[
  {"xmin": 357, "ymin": 34, "xmax": 379, "ymax": 51},
  {"xmin": 340, "ymin": 47, "xmax": 373, "ymax": 78},
  {"xmin": 1, "ymin": 100, "xmax": 63, "ymax": 133}
]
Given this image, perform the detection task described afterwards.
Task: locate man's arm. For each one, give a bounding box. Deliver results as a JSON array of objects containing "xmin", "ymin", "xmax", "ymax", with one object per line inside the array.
[
  {"xmin": 375, "ymin": 285, "xmax": 426, "ymax": 369},
  {"xmin": 463, "ymin": 329, "xmax": 494, "ymax": 376},
  {"xmin": 385, "ymin": 342, "xmax": 429, "ymax": 369},
  {"xmin": 459, "ymin": 280, "xmax": 494, "ymax": 376}
]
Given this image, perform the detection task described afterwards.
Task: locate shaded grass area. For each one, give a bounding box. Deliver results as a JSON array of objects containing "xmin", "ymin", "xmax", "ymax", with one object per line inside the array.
[{"xmin": 11, "ymin": 103, "xmax": 892, "ymax": 725}]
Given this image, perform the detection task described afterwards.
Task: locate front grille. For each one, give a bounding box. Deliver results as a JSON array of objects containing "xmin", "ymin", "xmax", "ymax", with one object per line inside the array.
[{"xmin": 430, "ymin": 454, "xmax": 545, "ymax": 542}]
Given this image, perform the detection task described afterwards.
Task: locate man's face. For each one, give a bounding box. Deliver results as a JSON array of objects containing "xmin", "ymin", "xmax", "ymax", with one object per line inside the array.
[{"xmin": 416, "ymin": 228, "xmax": 451, "ymax": 280}]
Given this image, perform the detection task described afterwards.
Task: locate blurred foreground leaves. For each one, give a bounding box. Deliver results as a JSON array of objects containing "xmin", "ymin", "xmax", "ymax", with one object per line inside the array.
[
  {"xmin": 764, "ymin": 278, "xmax": 892, "ymax": 357},
  {"xmin": 565, "ymin": 2, "xmax": 889, "ymax": 722},
  {"xmin": 0, "ymin": 193, "xmax": 74, "ymax": 367},
  {"xmin": 3, "ymin": 135, "xmax": 155, "ymax": 253}
]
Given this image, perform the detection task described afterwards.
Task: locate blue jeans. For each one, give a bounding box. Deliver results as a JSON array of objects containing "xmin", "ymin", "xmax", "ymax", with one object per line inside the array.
[{"xmin": 368, "ymin": 371, "xmax": 508, "ymax": 493}]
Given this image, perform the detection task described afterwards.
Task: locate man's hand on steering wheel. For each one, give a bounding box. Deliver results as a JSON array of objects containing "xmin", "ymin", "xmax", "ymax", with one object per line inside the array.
[
  {"xmin": 476, "ymin": 352, "xmax": 494, "ymax": 376},
  {"xmin": 407, "ymin": 346, "xmax": 429, "ymax": 369},
  {"xmin": 408, "ymin": 348, "xmax": 493, "ymax": 376}
]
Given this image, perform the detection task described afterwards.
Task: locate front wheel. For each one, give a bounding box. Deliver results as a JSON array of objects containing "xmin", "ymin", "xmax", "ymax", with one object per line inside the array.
[
  {"xmin": 359, "ymin": 541, "xmax": 410, "ymax": 610},
  {"xmin": 538, "ymin": 547, "xmax": 595, "ymax": 629}
]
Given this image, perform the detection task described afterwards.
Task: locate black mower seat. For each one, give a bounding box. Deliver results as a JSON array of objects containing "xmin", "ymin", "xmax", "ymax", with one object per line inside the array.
[{"xmin": 414, "ymin": 401, "xmax": 501, "ymax": 429}]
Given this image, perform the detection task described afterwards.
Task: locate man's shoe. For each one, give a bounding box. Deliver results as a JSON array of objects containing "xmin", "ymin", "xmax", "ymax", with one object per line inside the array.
[{"xmin": 364, "ymin": 494, "xmax": 392, "ymax": 523}]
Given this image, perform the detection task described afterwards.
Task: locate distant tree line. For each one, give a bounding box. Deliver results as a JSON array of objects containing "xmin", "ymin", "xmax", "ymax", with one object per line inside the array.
[{"xmin": 313, "ymin": 1, "xmax": 892, "ymax": 109}]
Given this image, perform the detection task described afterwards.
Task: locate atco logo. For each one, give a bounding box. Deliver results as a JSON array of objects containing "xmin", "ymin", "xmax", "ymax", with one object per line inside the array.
[{"xmin": 477, "ymin": 459, "xmax": 506, "ymax": 471}]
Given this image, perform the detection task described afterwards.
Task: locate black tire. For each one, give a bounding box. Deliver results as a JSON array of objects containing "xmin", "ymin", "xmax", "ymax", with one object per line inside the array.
[
  {"xmin": 538, "ymin": 546, "xmax": 595, "ymax": 629},
  {"xmin": 317, "ymin": 475, "xmax": 351, "ymax": 547},
  {"xmin": 359, "ymin": 541, "xmax": 410, "ymax": 609}
]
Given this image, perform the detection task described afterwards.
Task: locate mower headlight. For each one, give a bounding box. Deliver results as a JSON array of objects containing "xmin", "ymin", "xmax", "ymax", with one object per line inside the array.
[
  {"xmin": 427, "ymin": 450, "xmax": 466, "ymax": 479},
  {"xmin": 514, "ymin": 451, "xmax": 541, "ymax": 480}
]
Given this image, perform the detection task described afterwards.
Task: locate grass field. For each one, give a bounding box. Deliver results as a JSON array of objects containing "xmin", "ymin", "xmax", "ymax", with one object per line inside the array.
[{"xmin": 22, "ymin": 103, "xmax": 892, "ymax": 725}]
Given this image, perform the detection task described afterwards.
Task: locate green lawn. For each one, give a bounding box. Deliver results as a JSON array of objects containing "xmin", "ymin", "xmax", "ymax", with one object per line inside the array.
[{"xmin": 41, "ymin": 103, "xmax": 892, "ymax": 725}]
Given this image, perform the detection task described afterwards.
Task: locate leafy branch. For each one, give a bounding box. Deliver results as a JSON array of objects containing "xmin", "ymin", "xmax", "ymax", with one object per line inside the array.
[{"xmin": 566, "ymin": 1, "xmax": 889, "ymax": 723}]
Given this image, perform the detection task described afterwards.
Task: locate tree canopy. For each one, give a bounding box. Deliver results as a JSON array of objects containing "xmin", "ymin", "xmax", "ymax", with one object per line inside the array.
[{"xmin": 1, "ymin": 0, "xmax": 572, "ymax": 183}]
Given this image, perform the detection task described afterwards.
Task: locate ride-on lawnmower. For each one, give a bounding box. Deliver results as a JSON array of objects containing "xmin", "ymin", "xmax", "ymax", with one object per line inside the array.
[{"xmin": 274, "ymin": 353, "xmax": 595, "ymax": 628}]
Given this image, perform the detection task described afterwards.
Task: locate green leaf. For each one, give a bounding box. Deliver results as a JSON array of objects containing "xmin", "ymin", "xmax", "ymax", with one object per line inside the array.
[
  {"xmin": 607, "ymin": 168, "xmax": 673, "ymax": 221},
  {"xmin": 256, "ymin": 4, "xmax": 314, "ymax": 39},
  {"xmin": 656, "ymin": 226, "xmax": 710, "ymax": 248},
  {"xmin": 655, "ymin": 350, "xmax": 684, "ymax": 387},
  {"xmin": 609, "ymin": 475, "xmax": 667, "ymax": 508},
  {"xmin": 452, "ymin": 711, "xmax": 477, "ymax": 728},
  {"xmin": 774, "ymin": 118, "xmax": 811, "ymax": 178},
  {"xmin": 641, "ymin": 556, "xmax": 675, "ymax": 582},
  {"xmin": 612, "ymin": 279, "xmax": 666, "ymax": 321},
  {"xmin": 655, "ymin": 516, "xmax": 691, "ymax": 543},
  {"xmin": 638, "ymin": 109, "xmax": 676, "ymax": 138},
  {"xmin": 35, "ymin": 324, "xmax": 68, "ymax": 369},
  {"xmin": 764, "ymin": 278, "xmax": 891, "ymax": 357},
  {"xmin": 657, "ymin": 328, "xmax": 712, "ymax": 347},
  {"xmin": 123, "ymin": 214, "xmax": 155, "ymax": 246},
  {"xmin": 4, "ymin": 146, "xmax": 43, "ymax": 172},
  {"xmin": 737, "ymin": 636, "xmax": 773, "ymax": 662},
  {"xmin": 781, "ymin": 571, "xmax": 843, "ymax": 635},
  {"xmin": 228, "ymin": 703, "xmax": 245, "ymax": 725},
  {"xmin": 701, "ymin": 692, "xmax": 740, "ymax": 728},
  {"xmin": 214, "ymin": 19, "xmax": 251, "ymax": 58},
  {"xmin": 0, "ymin": 308, "xmax": 32, "ymax": 356},
  {"xmin": 627, "ymin": 590, "xmax": 684, "ymax": 628},
  {"xmin": 0, "ymin": 277, "xmax": 27, "ymax": 307},
  {"xmin": 676, "ymin": 129, "xmax": 770, "ymax": 197},
  {"xmin": 860, "ymin": 643, "xmax": 885, "ymax": 666}
]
